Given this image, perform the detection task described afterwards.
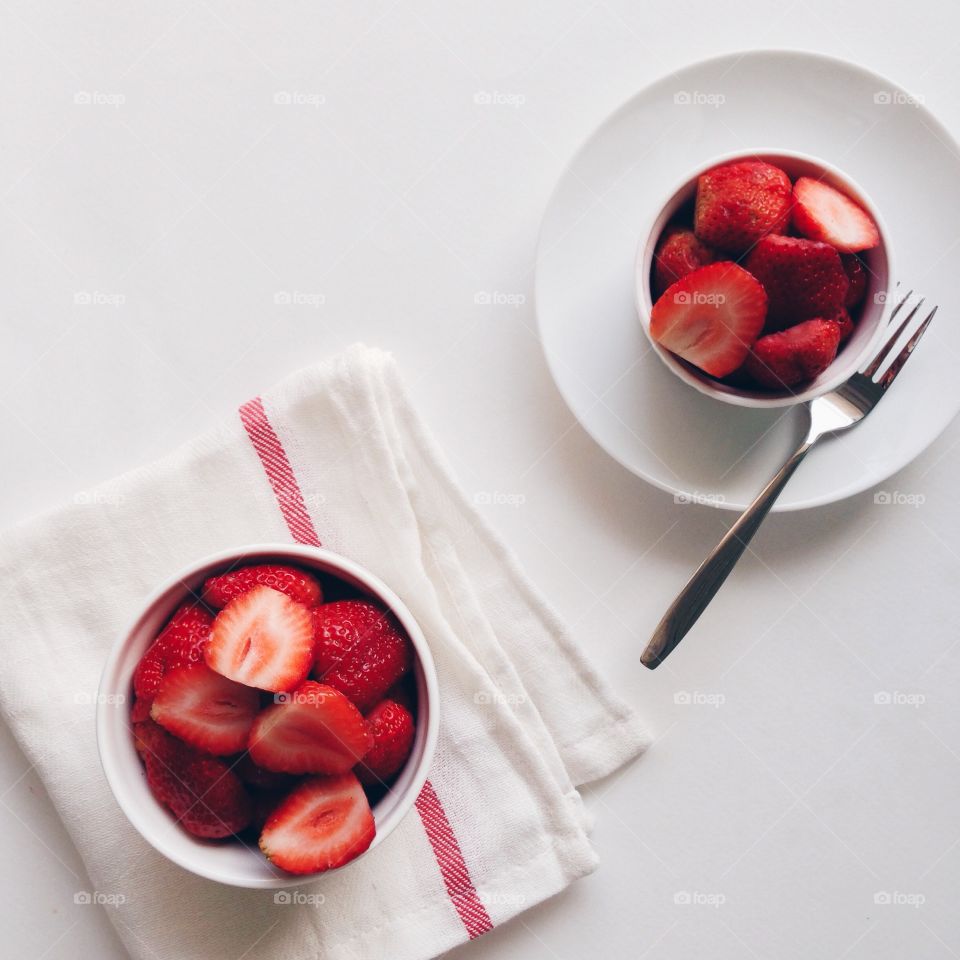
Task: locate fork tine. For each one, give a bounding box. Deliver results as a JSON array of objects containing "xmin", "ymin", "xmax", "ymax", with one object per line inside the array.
[
  {"xmin": 878, "ymin": 305, "xmax": 938, "ymax": 388},
  {"xmin": 887, "ymin": 288, "xmax": 912, "ymax": 323},
  {"xmin": 862, "ymin": 294, "xmax": 924, "ymax": 377}
]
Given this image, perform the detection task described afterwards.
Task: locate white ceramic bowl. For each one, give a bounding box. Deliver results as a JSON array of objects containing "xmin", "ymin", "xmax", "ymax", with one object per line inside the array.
[
  {"xmin": 635, "ymin": 149, "xmax": 895, "ymax": 408},
  {"xmin": 96, "ymin": 543, "xmax": 439, "ymax": 888}
]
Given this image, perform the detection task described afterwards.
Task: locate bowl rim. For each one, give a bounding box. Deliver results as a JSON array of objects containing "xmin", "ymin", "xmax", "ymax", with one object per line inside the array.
[
  {"xmin": 634, "ymin": 146, "xmax": 896, "ymax": 409},
  {"xmin": 96, "ymin": 543, "xmax": 440, "ymax": 888}
]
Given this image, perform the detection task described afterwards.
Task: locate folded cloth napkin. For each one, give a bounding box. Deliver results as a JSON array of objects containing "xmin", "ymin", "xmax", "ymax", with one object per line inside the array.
[{"xmin": 0, "ymin": 344, "xmax": 649, "ymax": 960}]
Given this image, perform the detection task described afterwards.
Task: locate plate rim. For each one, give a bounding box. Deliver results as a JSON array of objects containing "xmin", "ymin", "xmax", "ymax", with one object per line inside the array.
[{"xmin": 534, "ymin": 47, "xmax": 960, "ymax": 512}]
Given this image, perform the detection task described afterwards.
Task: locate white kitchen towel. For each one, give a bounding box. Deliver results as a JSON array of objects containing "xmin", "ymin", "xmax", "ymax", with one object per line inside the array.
[{"xmin": 0, "ymin": 344, "xmax": 649, "ymax": 960}]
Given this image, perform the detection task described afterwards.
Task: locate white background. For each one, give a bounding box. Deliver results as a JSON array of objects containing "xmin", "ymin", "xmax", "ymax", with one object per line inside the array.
[{"xmin": 2, "ymin": 2, "xmax": 959, "ymax": 958}]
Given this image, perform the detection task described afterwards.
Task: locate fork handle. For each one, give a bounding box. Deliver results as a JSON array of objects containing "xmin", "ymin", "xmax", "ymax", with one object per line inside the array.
[{"xmin": 641, "ymin": 437, "xmax": 815, "ymax": 669}]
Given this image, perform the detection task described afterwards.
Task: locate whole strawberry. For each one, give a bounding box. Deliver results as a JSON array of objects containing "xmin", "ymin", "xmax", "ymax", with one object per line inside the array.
[
  {"xmin": 841, "ymin": 255, "xmax": 867, "ymax": 308},
  {"xmin": 694, "ymin": 160, "xmax": 792, "ymax": 252},
  {"xmin": 652, "ymin": 226, "xmax": 716, "ymax": 297},
  {"xmin": 312, "ymin": 600, "xmax": 413, "ymax": 712},
  {"xmin": 134, "ymin": 720, "xmax": 252, "ymax": 838},
  {"xmin": 744, "ymin": 318, "xmax": 841, "ymax": 389},
  {"xmin": 356, "ymin": 699, "xmax": 415, "ymax": 785},
  {"xmin": 133, "ymin": 601, "xmax": 214, "ymax": 701},
  {"xmin": 744, "ymin": 235, "xmax": 848, "ymax": 330},
  {"xmin": 202, "ymin": 563, "xmax": 322, "ymax": 609}
]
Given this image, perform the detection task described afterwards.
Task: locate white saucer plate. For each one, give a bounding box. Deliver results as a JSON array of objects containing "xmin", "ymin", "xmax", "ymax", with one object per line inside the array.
[{"xmin": 536, "ymin": 50, "xmax": 959, "ymax": 511}]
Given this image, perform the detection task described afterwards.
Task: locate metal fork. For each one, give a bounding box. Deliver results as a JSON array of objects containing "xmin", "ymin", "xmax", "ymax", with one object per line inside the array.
[{"xmin": 641, "ymin": 291, "xmax": 938, "ymax": 670}]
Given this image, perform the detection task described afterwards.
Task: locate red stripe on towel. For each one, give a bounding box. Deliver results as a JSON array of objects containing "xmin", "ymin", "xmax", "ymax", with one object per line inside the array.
[
  {"xmin": 416, "ymin": 779, "xmax": 494, "ymax": 938},
  {"xmin": 239, "ymin": 393, "xmax": 493, "ymax": 940},
  {"xmin": 239, "ymin": 397, "xmax": 322, "ymax": 547}
]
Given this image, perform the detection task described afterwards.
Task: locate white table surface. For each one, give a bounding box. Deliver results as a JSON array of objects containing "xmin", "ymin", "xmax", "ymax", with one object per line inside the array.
[{"xmin": 2, "ymin": 3, "xmax": 959, "ymax": 958}]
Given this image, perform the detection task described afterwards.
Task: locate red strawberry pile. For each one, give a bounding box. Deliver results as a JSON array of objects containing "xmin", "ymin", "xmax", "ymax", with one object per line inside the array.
[
  {"xmin": 130, "ymin": 563, "xmax": 417, "ymax": 875},
  {"xmin": 650, "ymin": 159, "xmax": 879, "ymax": 390}
]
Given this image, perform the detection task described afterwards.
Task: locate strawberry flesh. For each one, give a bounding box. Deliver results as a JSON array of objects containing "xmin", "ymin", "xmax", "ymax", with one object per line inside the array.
[
  {"xmin": 744, "ymin": 235, "xmax": 848, "ymax": 330},
  {"xmin": 202, "ymin": 564, "xmax": 322, "ymax": 610},
  {"xmin": 150, "ymin": 663, "xmax": 260, "ymax": 756},
  {"xmin": 694, "ymin": 160, "xmax": 792, "ymax": 252},
  {"xmin": 649, "ymin": 262, "xmax": 768, "ymax": 377},
  {"xmin": 743, "ymin": 318, "xmax": 841, "ymax": 389},
  {"xmin": 248, "ymin": 681, "xmax": 373, "ymax": 775},
  {"xmin": 312, "ymin": 600, "xmax": 413, "ymax": 713},
  {"xmin": 204, "ymin": 585, "xmax": 315, "ymax": 693},
  {"xmin": 259, "ymin": 773, "xmax": 375, "ymax": 875},
  {"xmin": 792, "ymin": 177, "xmax": 880, "ymax": 253}
]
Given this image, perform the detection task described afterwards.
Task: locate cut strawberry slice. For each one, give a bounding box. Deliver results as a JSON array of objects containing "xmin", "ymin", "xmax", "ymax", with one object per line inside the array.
[
  {"xmin": 150, "ymin": 663, "xmax": 260, "ymax": 755},
  {"xmin": 259, "ymin": 773, "xmax": 375, "ymax": 874},
  {"xmin": 204, "ymin": 585, "xmax": 314, "ymax": 693},
  {"xmin": 248, "ymin": 681, "xmax": 373, "ymax": 775},
  {"xmin": 202, "ymin": 564, "xmax": 323, "ymax": 610},
  {"xmin": 649, "ymin": 262, "xmax": 767, "ymax": 377},
  {"xmin": 792, "ymin": 177, "xmax": 880, "ymax": 253}
]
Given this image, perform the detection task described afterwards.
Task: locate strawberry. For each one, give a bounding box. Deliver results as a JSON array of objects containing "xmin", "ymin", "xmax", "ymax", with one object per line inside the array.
[
  {"xmin": 744, "ymin": 235, "xmax": 848, "ymax": 330},
  {"xmin": 134, "ymin": 720, "xmax": 252, "ymax": 838},
  {"xmin": 259, "ymin": 773, "xmax": 375, "ymax": 874},
  {"xmin": 356, "ymin": 700, "xmax": 415, "ymax": 786},
  {"xmin": 652, "ymin": 226, "xmax": 716, "ymax": 297},
  {"xmin": 649, "ymin": 262, "xmax": 767, "ymax": 378},
  {"xmin": 842, "ymin": 254, "xmax": 867, "ymax": 308},
  {"xmin": 823, "ymin": 308, "xmax": 855, "ymax": 345},
  {"xmin": 694, "ymin": 160, "xmax": 792, "ymax": 252},
  {"xmin": 130, "ymin": 696, "xmax": 153, "ymax": 723},
  {"xmin": 792, "ymin": 177, "xmax": 880, "ymax": 253},
  {"xmin": 743, "ymin": 318, "xmax": 841, "ymax": 389},
  {"xmin": 150, "ymin": 663, "xmax": 260, "ymax": 755},
  {"xmin": 204, "ymin": 585, "xmax": 314, "ymax": 693},
  {"xmin": 248, "ymin": 681, "xmax": 373, "ymax": 775},
  {"xmin": 133, "ymin": 718, "xmax": 184, "ymax": 766},
  {"xmin": 202, "ymin": 564, "xmax": 322, "ymax": 610},
  {"xmin": 133, "ymin": 601, "xmax": 214, "ymax": 700},
  {"xmin": 312, "ymin": 600, "xmax": 414, "ymax": 712}
]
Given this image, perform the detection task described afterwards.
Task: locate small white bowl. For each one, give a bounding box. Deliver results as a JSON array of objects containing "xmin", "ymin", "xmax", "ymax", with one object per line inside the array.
[
  {"xmin": 635, "ymin": 149, "xmax": 895, "ymax": 408},
  {"xmin": 97, "ymin": 543, "xmax": 439, "ymax": 888}
]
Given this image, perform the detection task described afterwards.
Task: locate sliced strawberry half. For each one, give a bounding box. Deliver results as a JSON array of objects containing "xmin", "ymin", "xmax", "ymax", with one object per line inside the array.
[
  {"xmin": 202, "ymin": 563, "xmax": 323, "ymax": 610},
  {"xmin": 150, "ymin": 663, "xmax": 260, "ymax": 755},
  {"xmin": 248, "ymin": 681, "xmax": 373, "ymax": 775},
  {"xmin": 792, "ymin": 177, "xmax": 880, "ymax": 253},
  {"xmin": 204, "ymin": 585, "xmax": 314, "ymax": 693},
  {"xmin": 649, "ymin": 262, "xmax": 767, "ymax": 377},
  {"xmin": 259, "ymin": 773, "xmax": 375, "ymax": 875}
]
